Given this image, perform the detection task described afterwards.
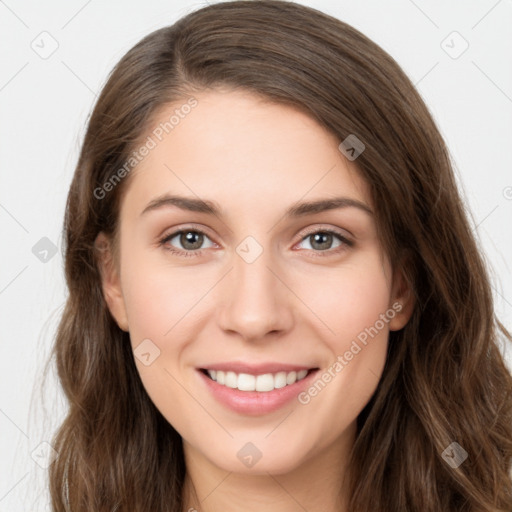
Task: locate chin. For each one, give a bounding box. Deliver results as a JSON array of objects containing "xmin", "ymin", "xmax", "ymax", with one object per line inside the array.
[{"xmin": 201, "ymin": 440, "xmax": 309, "ymax": 476}]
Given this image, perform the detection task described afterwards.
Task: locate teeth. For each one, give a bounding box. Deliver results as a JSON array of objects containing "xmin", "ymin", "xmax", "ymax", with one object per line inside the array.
[
  {"xmin": 286, "ymin": 371, "xmax": 297, "ymax": 385},
  {"xmin": 297, "ymin": 369, "xmax": 308, "ymax": 380},
  {"xmin": 225, "ymin": 371, "xmax": 238, "ymax": 388},
  {"xmin": 255, "ymin": 373, "xmax": 273, "ymax": 391},
  {"xmin": 274, "ymin": 371, "xmax": 287, "ymax": 389},
  {"xmin": 206, "ymin": 368, "xmax": 311, "ymax": 392},
  {"xmin": 239, "ymin": 373, "xmax": 256, "ymax": 391}
]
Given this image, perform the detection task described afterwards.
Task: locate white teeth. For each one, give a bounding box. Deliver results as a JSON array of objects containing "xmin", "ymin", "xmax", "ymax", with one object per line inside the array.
[
  {"xmin": 274, "ymin": 372, "xmax": 287, "ymax": 389},
  {"xmin": 286, "ymin": 371, "xmax": 297, "ymax": 385},
  {"xmin": 238, "ymin": 373, "xmax": 256, "ymax": 391},
  {"xmin": 297, "ymin": 369, "xmax": 308, "ymax": 380},
  {"xmin": 206, "ymin": 369, "xmax": 311, "ymax": 392},
  {"xmin": 255, "ymin": 373, "xmax": 273, "ymax": 392},
  {"xmin": 225, "ymin": 371, "xmax": 238, "ymax": 388}
]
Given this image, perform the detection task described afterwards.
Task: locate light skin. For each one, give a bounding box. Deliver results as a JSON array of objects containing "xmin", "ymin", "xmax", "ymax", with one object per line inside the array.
[{"xmin": 96, "ymin": 88, "xmax": 414, "ymax": 512}]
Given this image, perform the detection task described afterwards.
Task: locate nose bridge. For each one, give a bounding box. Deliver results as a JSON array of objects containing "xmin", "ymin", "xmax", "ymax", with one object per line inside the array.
[{"xmin": 217, "ymin": 238, "xmax": 292, "ymax": 340}]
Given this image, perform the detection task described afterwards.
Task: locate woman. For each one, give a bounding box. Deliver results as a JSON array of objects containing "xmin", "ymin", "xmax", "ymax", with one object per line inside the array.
[{"xmin": 47, "ymin": 1, "xmax": 512, "ymax": 510}]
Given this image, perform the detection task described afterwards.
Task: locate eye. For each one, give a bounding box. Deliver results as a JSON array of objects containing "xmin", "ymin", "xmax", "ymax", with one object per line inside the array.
[
  {"xmin": 158, "ymin": 228, "xmax": 216, "ymax": 257},
  {"xmin": 158, "ymin": 226, "xmax": 353, "ymax": 258},
  {"xmin": 294, "ymin": 228, "xmax": 353, "ymax": 257}
]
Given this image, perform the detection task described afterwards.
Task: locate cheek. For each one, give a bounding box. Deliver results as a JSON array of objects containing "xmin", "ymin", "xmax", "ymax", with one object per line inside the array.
[
  {"xmin": 119, "ymin": 252, "xmax": 205, "ymax": 431},
  {"xmin": 292, "ymin": 254, "xmax": 392, "ymax": 417},
  {"xmin": 296, "ymin": 253, "xmax": 393, "ymax": 342},
  {"xmin": 121, "ymin": 253, "xmax": 205, "ymax": 344}
]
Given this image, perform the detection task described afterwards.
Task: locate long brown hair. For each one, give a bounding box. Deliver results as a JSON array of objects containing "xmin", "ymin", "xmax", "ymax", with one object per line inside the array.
[{"xmin": 46, "ymin": 1, "xmax": 512, "ymax": 510}]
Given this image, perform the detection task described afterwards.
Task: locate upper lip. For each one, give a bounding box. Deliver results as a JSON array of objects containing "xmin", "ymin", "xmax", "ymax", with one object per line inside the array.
[{"xmin": 198, "ymin": 361, "xmax": 318, "ymax": 375}]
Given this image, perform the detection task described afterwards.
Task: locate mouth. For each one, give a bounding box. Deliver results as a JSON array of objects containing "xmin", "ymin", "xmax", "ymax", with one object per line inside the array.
[
  {"xmin": 197, "ymin": 365, "xmax": 320, "ymax": 415},
  {"xmin": 199, "ymin": 367, "xmax": 318, "ymax": 392}
]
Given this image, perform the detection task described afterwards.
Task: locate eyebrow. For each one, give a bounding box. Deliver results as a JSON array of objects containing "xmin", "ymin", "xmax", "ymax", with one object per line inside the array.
[{"xmin": 140, "ymin": 194, "xmax": 373, "ymax": 218}]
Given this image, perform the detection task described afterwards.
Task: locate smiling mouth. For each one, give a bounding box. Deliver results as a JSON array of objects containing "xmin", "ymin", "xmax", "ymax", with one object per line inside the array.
[{"xmin": 200, "ymin": 368, "xmax": 319, "ymax": 392}]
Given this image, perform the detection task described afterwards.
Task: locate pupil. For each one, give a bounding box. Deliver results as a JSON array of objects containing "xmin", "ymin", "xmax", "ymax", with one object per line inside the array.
[
  {"xmin": 182, "ymin": 231, "xmax": 203, "ymax": 250},
  {"xmin": 312, "ymin": 232, "xmax": 331, "ymax": 250}
]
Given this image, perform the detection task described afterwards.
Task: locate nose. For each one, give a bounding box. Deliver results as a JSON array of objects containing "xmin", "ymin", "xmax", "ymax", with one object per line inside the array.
[{"xmin": 216, "ymin": 247, "xmax": 294, "ymax": 343}]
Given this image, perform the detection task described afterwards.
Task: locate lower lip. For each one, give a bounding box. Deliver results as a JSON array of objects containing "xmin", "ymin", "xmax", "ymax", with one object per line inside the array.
[{"xmin": 197, "ymin": 369, "xmax": 319, "ymax": 415}]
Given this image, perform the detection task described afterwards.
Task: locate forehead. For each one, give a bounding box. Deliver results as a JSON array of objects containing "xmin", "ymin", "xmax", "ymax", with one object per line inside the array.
[{"xmin": 120, "ymin": 88, "xmax": 371, "ymax": 221}]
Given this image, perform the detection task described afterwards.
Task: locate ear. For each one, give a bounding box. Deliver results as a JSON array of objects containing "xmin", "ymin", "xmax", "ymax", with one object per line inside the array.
[
  {"xmin": 94, "ymin": 232, "xmax": 129, "ymax": 332},
  {"xmin": 388, "ymin": 266, "xmax": 415, "ymax": 331}
]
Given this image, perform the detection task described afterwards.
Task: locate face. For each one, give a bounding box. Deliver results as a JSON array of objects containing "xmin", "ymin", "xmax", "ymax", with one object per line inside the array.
[{"xmin": 97, "ymin": 88, "xmax": 413, "ymax": 476}]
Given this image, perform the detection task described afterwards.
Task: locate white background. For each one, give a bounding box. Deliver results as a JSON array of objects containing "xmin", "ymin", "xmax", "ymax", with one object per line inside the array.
[{"xmin": 1, "ymin": 0, "xmax": 511, "ymax": 510}]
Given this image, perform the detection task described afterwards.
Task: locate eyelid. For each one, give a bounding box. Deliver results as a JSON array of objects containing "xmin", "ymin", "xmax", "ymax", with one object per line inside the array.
[
  {"xmin": 295, "ymin": 224, "xmax": 354, "ymax": 243},
  {"xmin": 158, "ymin": 223, "xmax": 216, "ymax": 241}
]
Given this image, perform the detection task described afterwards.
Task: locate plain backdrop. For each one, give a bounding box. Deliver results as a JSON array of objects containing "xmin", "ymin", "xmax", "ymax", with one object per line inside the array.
[{"xmin": 1, "ymin": 0, "xmax": 511, "ymax": 510}]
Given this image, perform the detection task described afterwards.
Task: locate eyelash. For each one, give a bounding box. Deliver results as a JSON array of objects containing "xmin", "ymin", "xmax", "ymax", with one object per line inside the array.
[{"xmin": 157, "ymin": 226, "xmax": 354, "ymax": 259}]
